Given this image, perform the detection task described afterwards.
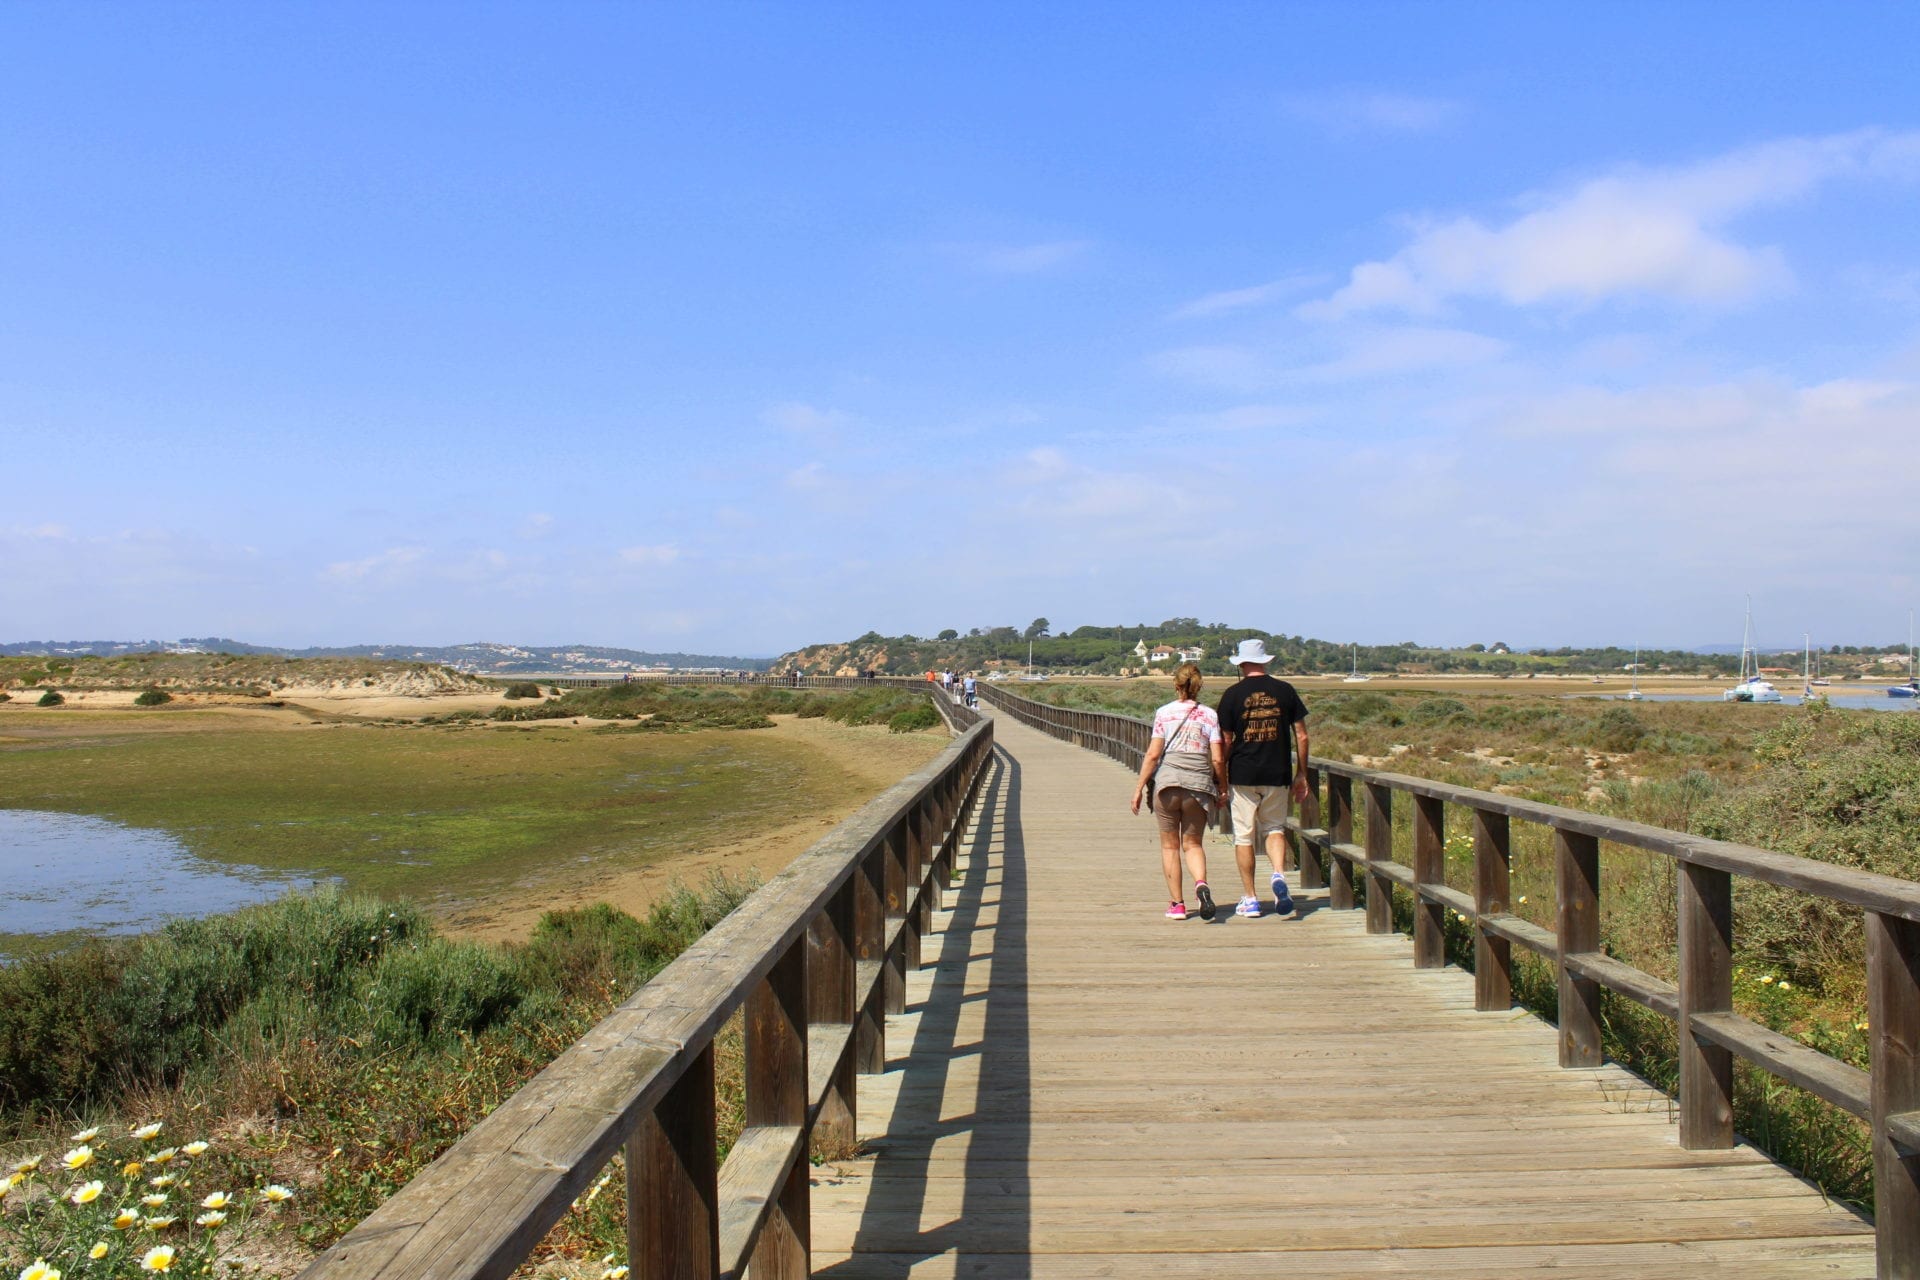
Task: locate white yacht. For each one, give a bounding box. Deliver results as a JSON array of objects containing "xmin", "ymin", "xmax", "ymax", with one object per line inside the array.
[
  {"xmin": 1342, "ymin": 644, "xmax": 1370, "ymax": 683},
  {"xmin": 1723, "ymin": 599, "xmax": 1782, "ymax": 703}
]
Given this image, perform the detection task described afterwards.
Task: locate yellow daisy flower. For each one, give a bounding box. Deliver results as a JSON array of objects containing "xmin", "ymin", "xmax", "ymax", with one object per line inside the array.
[
  {"xmin": 261, "ymin": 1184, "xmax": 295, "ymax": 1203},
  {"xmin": 199, "ymin": 1191, "xmax": 233, "ymax": 1210},
  {"xmin": 149, "ymin": 1174, "xmax": 175, "ymax": 1189},
  {"xmin": 179, "ymin": 1142, "xmax": 209, "ymax": 1158},
  {"xmin": 63, "ymin": 1145, "xmax": 95, "ymax": 1171},
  {"xmin": 20, "ymin": 1261, "xmax": 62, "ymax": 1280},
  {"xmin": 143, "ymin": 1215, "xmax": 178, "ymax": 1231},
  {"xmin": 151, "ymin": 1149, "xmax": 177, "ymax": 1165},
  {"xmin": 13, "ymin": 1156, "xmax": 43, "ymax": 1174},
  {"xmin": 194, "ymin": 1210, "xmax": 227, "ymax": 1228},
  {"xmin": 140, "ymin": 1246, "xmax": 176, "ymax": 1272},
  {"xmin": 89, "ymin": 1244, "xmax": 109, "ymax": 1261},
  {"xmin": 131, "ymin": 1123, "xmax": 164, "ymax": 1141},
  {"xmin": 115, "ymin": 1208, "xmax": 141, "ymax": 1230},
  {"xmin": 122, "ymin": 1161, "xmax": 144, "ymax": 1177},
  {"xmin": 69, "ymin": 1127, "xmax": 101, "ymax": 1144},
  {"xmin": 141, "ymin": 1193, "xmax": 170, "ymax": 1208},
  {"xmin": 70, "ymin": 1180, "xmax": 105, "ymax": 1205}
]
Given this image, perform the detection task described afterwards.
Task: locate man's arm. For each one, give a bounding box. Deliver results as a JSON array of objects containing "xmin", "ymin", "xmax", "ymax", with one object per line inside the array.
[{"xmin": 1291, "ymin": 720, "xmax": 1311, "ymax": 804}]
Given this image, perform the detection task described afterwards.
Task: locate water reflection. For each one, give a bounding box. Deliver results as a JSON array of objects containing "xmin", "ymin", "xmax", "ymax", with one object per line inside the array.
[{"xmin": 0, "ymin": 810, "xmax": 316, "ymax": 948}]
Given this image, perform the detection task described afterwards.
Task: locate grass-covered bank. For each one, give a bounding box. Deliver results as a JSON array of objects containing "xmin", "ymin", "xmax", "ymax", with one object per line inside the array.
[
  {"xmin": 1021, "ymin": 680, "xmax": 1915, "ymax": 1211},
  {"xmin": 0, "ymin": 687, "xmax": 945, "ymax": 916},
  {"xmin": 1, "ymin": 881, "xmax": 757, "ymax": 1273}
]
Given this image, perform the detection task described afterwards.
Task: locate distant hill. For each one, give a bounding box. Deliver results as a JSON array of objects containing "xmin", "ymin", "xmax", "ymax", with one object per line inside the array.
[
  {"xmin": 776, "ymin": 622, "xmax": 1787, "ymax": 679},
  {"xmin": 0, "ymin": 639, "xmax": 774, "ymax": 674}
]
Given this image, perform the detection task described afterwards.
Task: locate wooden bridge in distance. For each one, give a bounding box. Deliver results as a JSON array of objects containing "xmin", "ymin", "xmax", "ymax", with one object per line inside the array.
[{"xmin": 304, "ymin": 678, "xmax": 1919, "ymax": 1280}]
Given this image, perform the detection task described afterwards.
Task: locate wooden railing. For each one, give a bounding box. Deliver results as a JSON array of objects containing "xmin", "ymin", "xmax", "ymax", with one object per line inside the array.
[
  {"xmin": 303, "ymin": 699, "xmax": 994, "ymax": 1280},
  {"xmin": 526, "ymin": 674, "xmax": 928, "ymax": 690},
  {"xmin": 977, "ymin": 682, "xmax": 1920, "ymax": 1275}
]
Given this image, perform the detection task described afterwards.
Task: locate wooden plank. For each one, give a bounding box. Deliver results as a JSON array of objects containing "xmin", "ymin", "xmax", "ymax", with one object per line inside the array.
[
  {"xmin": 1680, "ymin": 860, "xmax": 1736, "ymax": 1150},
  {"xmin": 1691, "ymin": 1012, "xmax": 1869, "ymax": 1118},
  {"xmin": 1565, "ymin": 950, "xmax": 1680, "ymax": 1019},
  {"xmin": 1474, "ymin": 807, "xmax": 1513, "ymax": 1012},
  {"xmin": 1413, "ymin": 794, "xmax": 1445, "ymax": 969},
  {"xmin": 630, "ymin": 1043, "xmax": 717, "ymax": 1280},
  {"xmin": 1364, "ymin": 781, "xmax": 1394, "ymax": 935},
  {"xmin": 1480, "ymin": 911, "xmax": 1556, "ymax": 956},
  {"xmin": 1867, "ymin": 910, "xmax": 1920, "ymax": 1277},
  {"xmin": 1557, "ymin": 827, "xmax": 1604, "ymax": 1069},
  {"xmin": 1327, "ymin": 774, "xmax": 1355, "ymax": 911},
  {"xmin": 713, "ymin": 1125, "xmax": 803, "ymax": 1280}
]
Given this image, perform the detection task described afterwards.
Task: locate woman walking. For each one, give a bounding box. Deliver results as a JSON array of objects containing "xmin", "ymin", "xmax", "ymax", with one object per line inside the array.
[{"xmin": 1130, "ymin": 662, "xmax": 1228, "ymax": 919}]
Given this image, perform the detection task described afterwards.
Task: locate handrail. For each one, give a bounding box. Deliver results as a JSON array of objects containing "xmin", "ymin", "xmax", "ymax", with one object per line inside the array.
[
  {"xmin": 976, "ymin": 681, "xmax": 1920, "ymax": 1270},
  {"xmin": 302, "ymin": 703, "xmax": 995, "ymax": 1280}
]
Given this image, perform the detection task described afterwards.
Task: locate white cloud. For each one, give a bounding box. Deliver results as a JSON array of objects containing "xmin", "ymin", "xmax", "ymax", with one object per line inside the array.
[
  {"xmin": 1170, "ymin": 274, "xmax": 1322, "ymax": 320},
  {"xmin": 761, "ymin": 401, "xmax": 851, "ymax": 435},
  {"xmin": 943, "ymin": 240, "xmax": 1091, "ymax": 275},
  {"xmin": 1164, "ymin": 404, "xmax": 1315, "ymax": 433},
  {"xmin": 784, "ymin": 462, "xmax": 828, "ymax": 491},
  {"xmin": 1286, "ymin": 91, "xmax": 1463, "ymax": 134},
  {"xmin": 1305, "ymin": 129, "xmax": 1920, "ymax": 318},
  {"xmin": 520, "ymin": 513, "xmax": 554, "ymax": 540},
  {"xmin": 618, "ymin": 543, "xmax": 681, "ymax": 567},
  {"xmin": 322, "ymin": 546, "xmax": 426, "ymax": 584},
  {"xmin": 1151, "ymin": 326, "xmax": 1504, "ymax": 391}
]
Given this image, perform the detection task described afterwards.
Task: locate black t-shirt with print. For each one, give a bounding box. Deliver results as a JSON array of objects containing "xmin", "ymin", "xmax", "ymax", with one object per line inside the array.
[{"xmin": 1215, "ymin": 675, "xmax": 1308, "ymax": 786}]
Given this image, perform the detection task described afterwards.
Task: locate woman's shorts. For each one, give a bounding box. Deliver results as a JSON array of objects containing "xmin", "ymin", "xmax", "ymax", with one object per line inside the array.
[{"xmin": 1153, "ymin": 786, "xmax": 1211, "ymax": 839}]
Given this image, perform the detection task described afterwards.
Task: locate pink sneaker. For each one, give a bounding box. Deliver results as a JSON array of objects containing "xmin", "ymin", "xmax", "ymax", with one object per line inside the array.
[{"xmin": 1165, "ymin": 901, "xmax": 1188, "ymax": 920}]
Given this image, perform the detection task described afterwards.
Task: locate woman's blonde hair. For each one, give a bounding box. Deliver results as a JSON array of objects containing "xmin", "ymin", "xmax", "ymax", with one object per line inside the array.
[{"xmin": 1173, "ymin": 662, "xmax": 1203, "ymax": 701}]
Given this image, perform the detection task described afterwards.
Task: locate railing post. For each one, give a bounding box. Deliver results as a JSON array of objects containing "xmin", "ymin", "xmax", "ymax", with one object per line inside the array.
[
  {"xmin": 912, "ymin": 798, "xmax": 935, "ymax": 954},
  {"xmin": 1412, "ymin": 795, "xmax": 1445, "ymax": 968},
  {"xmin": 1297, "ymin": 766, "xmax": 1324, "ymax": 887},
  {"xmin": 855, "ymin": 843, "xmax": 887, "ymax": 1072},
  {"xmin": 808, "ymin": 878, "xmax": 857, "ymax": 1151},
  {"xmin": 1364, "ymin": 782, "xmax": 1394, "ymax": 935},
  {"xmin": 746, "ymin": 935, "xmax": 809, "ymax": 1279},
  {"xmin": 1472, "ymin": 808, "xmax": 1512, "ymax": 1011},
  {"xmin": 1678, "ymin": 860, "xmax": 1734, "ymax": 1149},
  {"xmin": 1554, "ymin": 828, "xmax": 1603, "ymax": 1068},
  {"xmin": 1328, "ymin": 774, "xmax": 1355, "ymax": 910},
  {"xmin": 903, "ymin": 802, "xmax": 927, "ymax": 970},
  {"xmin": 883, "ymin": 824, "xmax": 909, "ymax": 1015},
  {"xmin": 629, "ymin": 1044, "xmax": 718, "ymax": 1280},
  {"xmin": 1866, "ymin": 910, "xmax": 1920, "ymax": 1276}
]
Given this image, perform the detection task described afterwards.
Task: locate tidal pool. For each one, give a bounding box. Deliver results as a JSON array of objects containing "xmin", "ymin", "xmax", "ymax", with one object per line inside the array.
[{"xmin": 0, "ymin": 809, "xmax": 318, "ymax": 952}]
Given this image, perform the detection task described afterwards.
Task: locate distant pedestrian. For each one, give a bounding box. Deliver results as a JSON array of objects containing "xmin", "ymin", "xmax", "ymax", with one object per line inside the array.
[
  {"xmin": 963, "ymin": 673, "xmax": 977, "ymax": 707},
  {"xmin": 1216, "ymin": 639, "xmax": 1310, "ymax": 918},
  {"xmin": 1130, "ymin": 662, "xmax": 1228, "ymax": 921}
]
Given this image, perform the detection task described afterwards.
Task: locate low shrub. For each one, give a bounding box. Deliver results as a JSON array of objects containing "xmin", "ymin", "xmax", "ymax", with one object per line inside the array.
[
  {"xmin": 491, "ymin": 700, "xmax": 572, "ymax": 722},
  {"xmin": 502, "ymin": 681, "xmax": 543, "ymax": 699},
  {"xmin": 888, "ymin": 703, "xmax": 941, "ymax": 733},
  {"xmin": 134, "ymin": 687, "xmax": 172, "ymax": 706},
  {"xmin": 359, "ymin": 939, "xmax": 523, "ymax": 1049},
  {"xmin": 1587, "ymin": 706, "xmax": 1648, "ymax": 752},
  {"xmin": 36, "ymin": 689, "xmax": 64, "ymax": 707}
]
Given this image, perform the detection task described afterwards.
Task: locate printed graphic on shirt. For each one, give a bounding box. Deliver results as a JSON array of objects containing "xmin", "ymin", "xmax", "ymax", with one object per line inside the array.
[{"xmin": 1151, "ymin": 702, "xmax": 1220, "ymax": 754}]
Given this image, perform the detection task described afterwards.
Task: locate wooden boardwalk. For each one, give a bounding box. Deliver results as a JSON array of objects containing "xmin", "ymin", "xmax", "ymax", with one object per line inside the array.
[{"xmin": 810, "ymin": 713, "xmax": 1876, "ymax": 1279}]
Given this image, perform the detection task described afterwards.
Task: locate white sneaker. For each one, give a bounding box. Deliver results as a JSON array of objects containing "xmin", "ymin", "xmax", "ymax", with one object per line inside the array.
[{"xmin": 1235, "ymin": 895, "xmax": 1262, "ymax": 918}]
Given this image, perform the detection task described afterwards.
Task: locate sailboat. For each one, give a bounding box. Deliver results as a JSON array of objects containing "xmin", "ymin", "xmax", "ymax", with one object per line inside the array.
[
  {"xmin": 1891, "ymin": 612, "xmax": 1918, "ymax": 699},
  {"xmin": 1802, "ymin": 634, "xmax": 1825, "ymax": 702},
  {"xmin": 1343, "ymin": 644, "xmax": 1370, "ymax": 683},
  {"xmin": 1624, "ymin": 645, "xmax": 1645, "ymax": 701},
  {"xmin": 1723, "ymin": 598, "xmax": 1782, "ymax": 703},
  {"xmin": 1020, "ymin": 638, "xmax": 1048, "ymax": 682}
]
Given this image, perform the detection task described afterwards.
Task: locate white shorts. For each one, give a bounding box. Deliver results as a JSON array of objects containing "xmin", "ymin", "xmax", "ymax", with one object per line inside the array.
[{"xmin": 1229, "ymin": 785, "xmax": 1290, "ymax": 846}]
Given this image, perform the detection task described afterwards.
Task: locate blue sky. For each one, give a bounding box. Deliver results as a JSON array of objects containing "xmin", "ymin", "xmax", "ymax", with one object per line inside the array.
[{"xmin": 3, "ymin": 4, "xmax": 1918, "ymax": 655}]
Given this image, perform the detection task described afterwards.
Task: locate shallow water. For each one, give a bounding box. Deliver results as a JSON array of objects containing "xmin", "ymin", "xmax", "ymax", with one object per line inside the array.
[
  {"xmin": 0, "ymin": 809, "xmax": 318, "ymax": 950},
  {"xmin": 1593, "ymin": 692, "xmax": 1915, "ymax": 711}
]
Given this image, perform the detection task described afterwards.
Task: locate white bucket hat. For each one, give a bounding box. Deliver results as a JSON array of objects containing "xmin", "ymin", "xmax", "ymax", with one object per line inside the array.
[{"xmin": 1232, "ymin": 638, "xmax": 1275, "ymax": 666}]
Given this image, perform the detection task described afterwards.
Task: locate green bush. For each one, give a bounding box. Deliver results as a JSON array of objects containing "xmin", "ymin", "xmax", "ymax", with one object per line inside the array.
[
  {"xmin": 359, "ymin": 939, "xmax": 523, "ymax": 1050},
  {"xmin": 36, "ymin": 689, "xmax": 64, "ymax": 707},
  {"xmin": 502, "ymin": 681, "xmax": 543, "ymax": 699},
  {"xmin": 133, "ymin": 687, "xmax": 172, "ymax": 706},
  {"xmin": 1588, "ymin": 706, "xmax": 1648, "ymax": 752},
  {"xmin": 1697, "ymin": 708, "xmax": 1920, "ymax": 984},
  {"xmin": 888, "ymin": 703, "xmax": 941, "ymax": 733},
  {"xmin": 491, "ymin": 699, "xmax": 572, "ymax": 721},
  {"xmin": 1407, "ymin": 697, "xmax": 1472, "ymax": 725},
  {"xmin": 0, "ymin": 691, "xmax": 10, "ymax": 702}
]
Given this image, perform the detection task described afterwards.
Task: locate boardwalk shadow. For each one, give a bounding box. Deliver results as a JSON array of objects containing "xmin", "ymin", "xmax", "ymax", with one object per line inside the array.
[{"xmin": 817, "ymin": 743, "xmax": 1030, "ymax": 1280}]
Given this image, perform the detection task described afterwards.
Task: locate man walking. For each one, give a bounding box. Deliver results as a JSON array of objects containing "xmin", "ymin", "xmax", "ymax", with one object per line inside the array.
[{"xmin": 1216, "ymin": 638, "xmax": 1311, "ymax": 918}]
